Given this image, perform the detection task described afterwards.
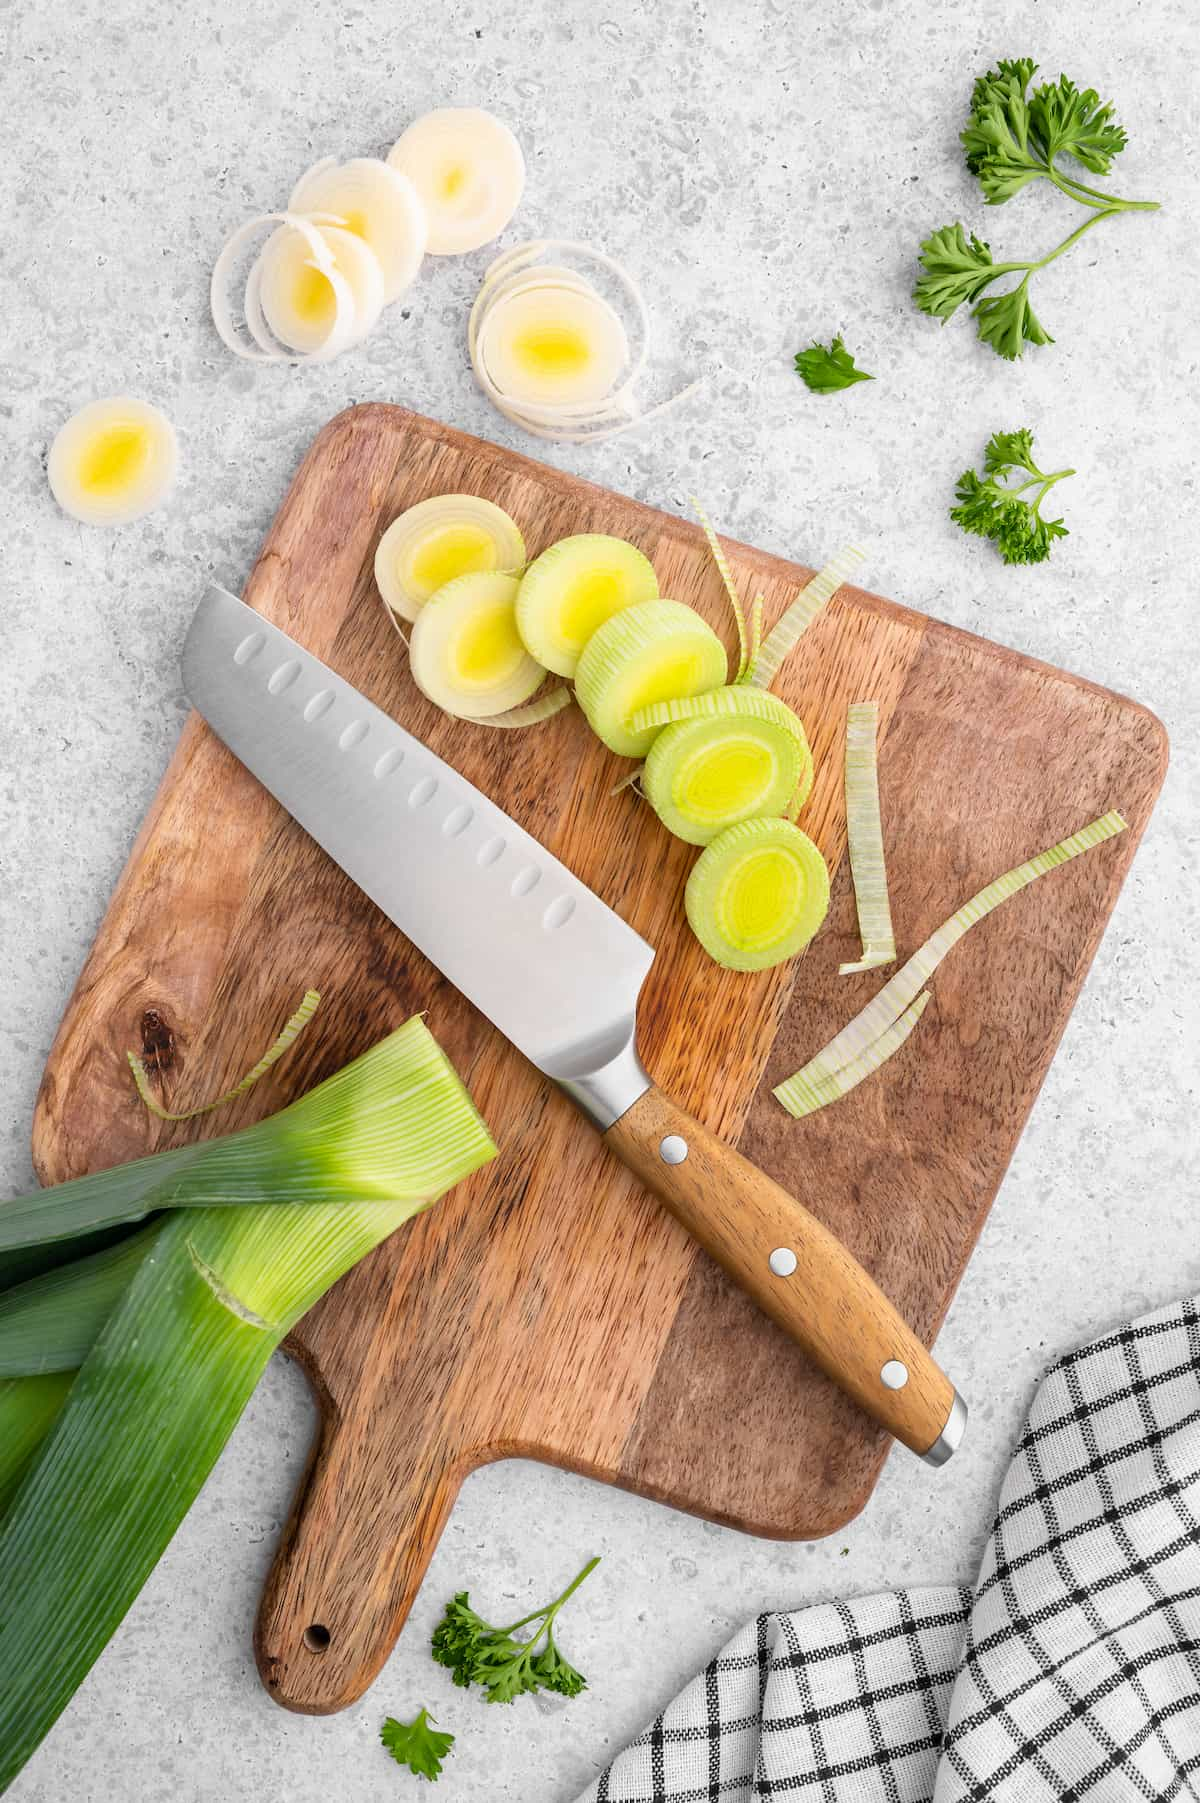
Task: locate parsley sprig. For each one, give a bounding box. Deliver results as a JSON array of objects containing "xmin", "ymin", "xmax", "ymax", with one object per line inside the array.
[
  {"xmin": 381, "ymin": 1708, "xmax": 456, "ymax": 1782},
  {"xmin": 431, "ymin": 1556, "xmax": 599, "ymax": 1704},
  {"xmin": 916, "ymin": 61, "xmax": 1158, "ymax": 359},
  {"xmin": 951, "ymin": 428, "xmax": 1073, "ymax": 565}
]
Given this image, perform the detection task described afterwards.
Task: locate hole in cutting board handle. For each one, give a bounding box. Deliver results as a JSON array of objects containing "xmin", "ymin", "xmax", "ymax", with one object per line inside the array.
[{"xmin": 303, "ymin": 1623, "xmax": 331, "ymax": 1654}]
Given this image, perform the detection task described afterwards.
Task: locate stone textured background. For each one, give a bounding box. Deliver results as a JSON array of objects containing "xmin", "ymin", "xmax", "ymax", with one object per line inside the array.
[{"xmin": 1, "ymin": 0, "xmax": 1196, "ymax": 1797}]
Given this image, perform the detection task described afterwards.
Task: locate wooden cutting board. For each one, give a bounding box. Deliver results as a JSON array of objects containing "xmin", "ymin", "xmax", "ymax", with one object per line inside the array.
[{"xmin": 33, "ymin": 404, "xmax": 1166, "ymax": 1716}]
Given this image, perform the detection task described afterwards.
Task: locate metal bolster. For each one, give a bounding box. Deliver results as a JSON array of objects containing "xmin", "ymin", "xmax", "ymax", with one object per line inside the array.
[
  {"xmin": 921, "ymin": 1389, "xmax": 968, "ymax": 1467},
  {"xmin": 557, "ymin": 1028, "xmax": 653, "ymax": 1131}
]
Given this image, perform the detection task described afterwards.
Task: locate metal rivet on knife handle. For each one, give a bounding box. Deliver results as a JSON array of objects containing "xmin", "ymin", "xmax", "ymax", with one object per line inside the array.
[
  {"xmin": 658, "ymin": 1134, "xmax": 689, "ymax": 1165},
  {"xmin": 768, "ymin": 1247, "xmax": 798, "ymax": 1277},
  {"xmin": 880, "ymin": 1360, "xmax": 909, "ymax": 1390}
]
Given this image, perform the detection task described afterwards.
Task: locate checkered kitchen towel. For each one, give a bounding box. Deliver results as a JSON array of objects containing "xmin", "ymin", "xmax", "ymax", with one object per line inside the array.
[{"xmin": 578, "ymin": 1295, "xmax": 1200, "ymax": 1802}]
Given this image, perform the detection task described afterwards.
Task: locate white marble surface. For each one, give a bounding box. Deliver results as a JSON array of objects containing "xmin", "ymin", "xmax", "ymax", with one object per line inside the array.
[{"xmin": 2, "ymin": 0, "xmax": 1197, "ymax": 1796}]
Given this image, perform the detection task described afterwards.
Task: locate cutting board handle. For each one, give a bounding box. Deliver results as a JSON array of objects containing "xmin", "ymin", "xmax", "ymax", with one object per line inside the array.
[
  {"xmin": 254, "ymin": 1398, "xmax": 460, "ymax": 1713},
  {"xmin": 604, "ymin": 1087, "xmax": 965, "ymax": 1462}
]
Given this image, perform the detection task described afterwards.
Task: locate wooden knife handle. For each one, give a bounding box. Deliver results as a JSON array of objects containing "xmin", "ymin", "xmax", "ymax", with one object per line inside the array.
[{"xmin": 604, "ymin": 1087, "xmax": 965, "ymax": 1462}]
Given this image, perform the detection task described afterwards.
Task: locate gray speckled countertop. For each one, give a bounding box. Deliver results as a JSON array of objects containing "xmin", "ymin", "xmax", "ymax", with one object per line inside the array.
[{"xmin": 2, "ymin": 0, "xmax": 1197, "ymax": 1797}]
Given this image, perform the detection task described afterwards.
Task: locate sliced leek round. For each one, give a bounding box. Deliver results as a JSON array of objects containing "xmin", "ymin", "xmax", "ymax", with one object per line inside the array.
[
  {"xmin": 574, "ymin": 599, "xmax": 728, "ymax": 758},
  {"xmin": 212, "ymin": 211, "xmax": 359, "ymax": 363},
  {"xmin": 409, "ymin": 571, "xmax": 546, "ymax": 718},
  {"xmin": 47, "ymin": 397, "xmax": 178, "ymax": 527},
  {"xmin": 289, "ymin": 157, "xmax": 427, "ymax": 302},
  {"xmin": 258, "ymin": 221, "xmax": 384, "ymax": 355},
  {"xmin": 685, "ymin": 817, "xmax": 830, "ymax": 973},
  {"xmin": 376, "ymin": 494, "xmax": 526, "ymax": 624},
  {"xmin": 516, "ymin": 534, "xmax": 659, "ymax": 677},
  {"xmin": 469, "ymin": 240, "xmax": 699, "ymax": 443},
  {"xmin": 641, "ymin": 689, "xmax": 807, "ymax": 846},
  {"xmin": 387, "ymin": 107, "xmax": 524, "ymax": 256}
]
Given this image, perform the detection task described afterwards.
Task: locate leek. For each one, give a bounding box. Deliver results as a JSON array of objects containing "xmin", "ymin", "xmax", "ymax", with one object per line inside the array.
[
  {"xmin": 773, "ymin": 992, "xmax": 931, "ymax": 1118},
  {"xmin": 0, "ymin": 1021, "xmax": 483, "ymax": 1252},
  {"xmin": 408, "ymin": 572, "xmax": 548, "ymax": 719},
  {"xmin": 575, "ymin": 599, "xmax": 728, "ymax": 758},
  {"xmin": 636, "ymin": 687, "xmax": 812, "ymax": 845},
  {"xmin": 685, "ymin": 817, "xmax": 830, "ymax": 972},
  {"xmin": 515, "ymin": 534, "xmax": 658, "ymax": 678},
  {"xmin": 749, "ymin": 546, "xmax": 865, "ymax": 690},
  {"xmin": 0, "ymin": 1224, "xmax": 159, "ymax": 1376},
  {"xmin": 839, "ymin": 703, "xmax": 897, "ymax": 974},
  {"xmin": 774, "ymin": 810, "xmax": 1127, "ymax": 1116},
  {"xmin": 374, "ymin": 494, "xmax": 526, "ymax": 625},
  {"xmin": 127, "ymin": 988, "xmax": 320, "ymax": 1121},
  {"xmin": 0, "ymin": 1374, "xmax": 73, "ymax": 1514},
  {"xmin": 0, "ymin": 1017, "xmax": 496, "ymax": 1788}
]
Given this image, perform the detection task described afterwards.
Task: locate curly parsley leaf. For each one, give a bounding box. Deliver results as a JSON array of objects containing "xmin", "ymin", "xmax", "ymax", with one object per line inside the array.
[
  {"xmin": 431, "ymin": 1557, "xmax": 599, "ymax": 1706},
  {"xmin": 972, "ymin": 278, "xmax": 1054, "ymax": 361},
  {"xmin": 793, "ymin": 337, "xmax": 874, "ymax": 394},
  {"xmin": 381, "ymin": 1709, "xmax": 455, "ymax": 1782},
  {"xmin": 963, "ymin": 61, "xmax": 1046, "ymax": 202},
  {"xmin": 914, "ymin": 224, "xmax": 999, "ymax": 320},
  {"xmin": 950, "ymin": 428, "xmax": 1073, "ymax": 565},
  {"xmin": 1029, "ymin": 74, "xmax": 1128, "ymax": 176}
]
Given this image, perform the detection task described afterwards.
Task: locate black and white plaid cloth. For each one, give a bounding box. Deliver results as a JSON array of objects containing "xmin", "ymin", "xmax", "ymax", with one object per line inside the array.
[{"xmin": 578, "ymin": 1295, "xmax": 1200, "ymax": 1802}]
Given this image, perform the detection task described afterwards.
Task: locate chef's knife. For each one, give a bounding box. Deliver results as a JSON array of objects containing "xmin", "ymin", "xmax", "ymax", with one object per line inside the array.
[{"xmin": 184, "ymin": 585, "xmax": 966, "ymax": 1464}]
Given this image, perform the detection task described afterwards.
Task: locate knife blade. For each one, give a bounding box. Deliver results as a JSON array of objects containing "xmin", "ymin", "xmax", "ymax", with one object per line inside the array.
[{"xmin": 184, "ymin": 584, "xmax": 965, "ymax": 1464}]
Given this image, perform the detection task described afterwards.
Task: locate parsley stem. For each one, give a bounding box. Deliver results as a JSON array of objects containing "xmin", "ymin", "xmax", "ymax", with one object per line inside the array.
[
  {"xmin": 1032, "ymin": 469, "xmax": 1074, "ymax": 516},
  {"xmin": 1048, "ymin": 166, "xmax": 1160, "ymax": 212},
  {"xmin": 496, "ymin": 1556, "xmax": 601, "ymax": 1638},
  {"xmin": 1028, "ymin": 206, "xmax": 1123, "ymax": 271}
]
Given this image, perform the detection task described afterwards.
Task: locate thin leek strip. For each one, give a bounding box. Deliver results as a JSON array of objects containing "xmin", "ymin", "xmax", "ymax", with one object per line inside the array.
[
  {"xmin": 685, "ymin": 817, "xmax": 830, "ymax": 972},
  {"xmin": 749, "ymin": 546, "xmax": 866, "ymax": 690},
  {"xmin": 773, "ymin": 993, "xmax": 931, "ymax": 1119},
  {"xmin": 0, "ymin": 1374, "xmax": 74, "ymax": 1516},
  {"xmin": 0, "ymin": 1018, "xmax": 496, "ymax": 1790},
  {"xmin": 409, "ymin": 573, "xmax": 547, "ymax": 719},
  {"xmin": 375, "ymin": 495, "xmax": 527, "ymax": 626},
  {"xmin": 0, "ymin": 1018, "xmax": 492, "ymax": 1252},
  {"xmin": 779, "ymin": 809, "xmax": 1128, "ymax": 1102},
  {"xmin": 839, "ymin": 704, "xmax": 896, "ymax": 974},
  {"xmin": 574, "ymin": 599, "xmax": 728, "ymax": 758},
  {"xmin": 0, "ymin": 1225, "xmax": 161, "ymax": 1377},
  {"xmin": 690, "ymin": 497, "xmax": 747, "ymax": 678},
  {"xmin": 515, "ymin": 534, "xmax": 659, "ymax": 678},
  {"xmin": 635, "ymin": 687, "xmax": 813, "ymax": 845},
  {"xmin": 127, "ymin": 989, "xmax": 320, "ymax": 1122},
  {"xmin": 465, "ymin": 687, "xmax": 573, "ymax": 730}
]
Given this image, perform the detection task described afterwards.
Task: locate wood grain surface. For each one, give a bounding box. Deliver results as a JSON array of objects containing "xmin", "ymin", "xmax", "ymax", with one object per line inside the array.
[{"xmin": 32, "ymin": 404, "xmax": 1167, "ymax": 1716}]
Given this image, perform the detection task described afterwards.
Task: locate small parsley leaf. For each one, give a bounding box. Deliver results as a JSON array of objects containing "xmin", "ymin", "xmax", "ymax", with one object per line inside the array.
[
  {"xmin": 950, "ymin": 428, "xmax": 1074, "ymax": 566},
  {"xmin": 793, "ymin": 337, "xmax": 874, "ymax": 394},
  {"xmin": 381, "ymin": 1708, "xmax": 455, "ymax": 1782}
]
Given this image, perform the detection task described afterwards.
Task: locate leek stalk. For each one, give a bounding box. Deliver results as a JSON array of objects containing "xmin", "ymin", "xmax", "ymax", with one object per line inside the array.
[{"xmin": 0, "ymin": 1018, "xmax": 496, "ymax": 1788}]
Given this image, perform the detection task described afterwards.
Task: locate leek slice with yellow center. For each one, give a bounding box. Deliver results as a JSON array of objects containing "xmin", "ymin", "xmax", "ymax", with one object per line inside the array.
[
  {"xmin": 288, "ymin": 156, "xmax": 427, "ymax": 302},
  {"xmin": 574, "ymin": 599, "xmax": 728, "ymax": 758},
  {"xmin": 387, "ymin": 108, "xmax": 524, "ymax": 256},
  {"xmin": 375, "ymin": 494, "xmax": 526, "ymax": 624},
  {"xmin": 47, "ymin": 397, "xmax": 178, "ymax": 527},
  {"xmin": 636, "ymin": 687, "xmax": 812, "ymax": 845},
  {"xmin": 409, "ymin": 572, "xmax": 547, "ymax": 719},
  {"xmin": 685, "ymin": 817, "xmax": 830, "ymax": 972},
  {"xmin": 516, "ymin": 534, "xmax": 659, "ymax": 677}
]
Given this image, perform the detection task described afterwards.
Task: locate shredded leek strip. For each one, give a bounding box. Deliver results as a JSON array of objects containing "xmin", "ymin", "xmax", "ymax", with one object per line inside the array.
[
  {"xmin": 750, "ymin": 546, "xmax": 866, "ymax": 690},
  {"xmin": 127, "ymin": 989, "xmax": 320, "ymax": 1122},
  {"xmin": 839, "ymin": 704, "xmax": 896, "ymax": 974},
  {"xmin": 464, "ymin": 687, "xmax": 573, "ymax": 730},
  {"xmin": 774, "ymin": 809, "xmax": 1127, "ymax": 1115},
  {"xmin": 468, "ymin": 239, "xmax": 700, "ymax": 443},
  {"xmin": 690, "ymin": 497, "xmax": 747, "ymax": 678},
  {"xmin": 773, "ymin": 993, "xmax": 931, "ymax": 1119}
]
